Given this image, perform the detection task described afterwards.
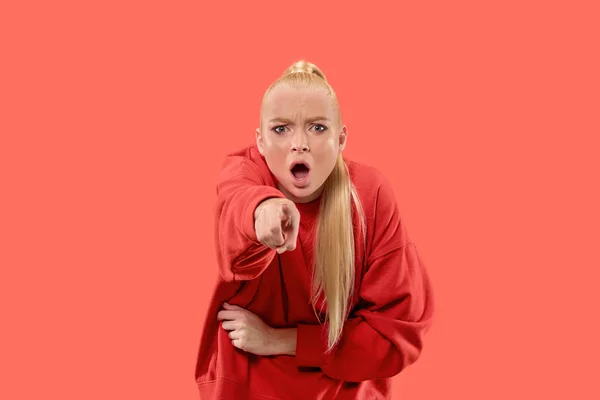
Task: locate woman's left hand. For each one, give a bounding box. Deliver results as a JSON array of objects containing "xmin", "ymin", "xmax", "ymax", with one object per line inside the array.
[{"xmin": 217, "ymin": 303, "xmax": 280, "ymax": 356}]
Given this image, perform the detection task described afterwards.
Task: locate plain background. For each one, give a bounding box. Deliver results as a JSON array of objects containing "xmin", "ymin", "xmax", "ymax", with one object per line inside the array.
[{"xmin": 1, "ymin": 1, "xmax": 599, "ymax": 399}]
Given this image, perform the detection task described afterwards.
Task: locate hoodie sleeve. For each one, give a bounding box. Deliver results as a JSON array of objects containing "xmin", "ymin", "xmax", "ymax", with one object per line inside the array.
[
  {"xmin": 214, "ymin": 155, "xmax": 286, "ymax": 282},
  {"xmin": 294, "ymin": 177, "xmax": 435, "ymax": 382}
]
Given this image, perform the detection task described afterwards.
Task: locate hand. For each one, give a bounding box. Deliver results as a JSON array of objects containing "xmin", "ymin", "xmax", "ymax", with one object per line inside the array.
[
  {"xmin": 217, "ymin": 302, "xmax": 278, "ymax": 356},
  {"xmin": 217, "ymin": 303, "xmax": 297, "ymax": 356},
  {"xmin": 254, "ymin": 198, "xmax": 300, "ymax": 254}
]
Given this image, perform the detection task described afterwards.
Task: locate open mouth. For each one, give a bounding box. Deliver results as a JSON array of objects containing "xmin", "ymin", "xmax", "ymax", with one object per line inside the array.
[{"xmin": 290, "ymin": 162, "xmax": 310, "ymax": 180}]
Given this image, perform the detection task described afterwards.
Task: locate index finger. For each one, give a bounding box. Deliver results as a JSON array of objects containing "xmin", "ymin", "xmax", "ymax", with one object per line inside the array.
[
  {"xmin": 280, "ymin": 203, "xmax": 292, "ymax": 221},
  {"xmin": 217, "ymin": 310, "xmax": 243, "ymax": 321}
]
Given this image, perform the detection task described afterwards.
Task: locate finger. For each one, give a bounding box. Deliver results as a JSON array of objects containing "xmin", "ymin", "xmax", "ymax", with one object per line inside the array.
[
  {"xmin": 285, "ymin": 242, "xmax": 297, "ymax": 252},
  {"xmin": 232, "ymin": 338, "xmax": 244, "ymax": 350},
  {"xmin": 222, "ymin": 302, "xmax": 244, "ymax": 311},
  {"xmin": 280, "ymin": 214, "xmax": 290, "ymax": 231},
  {"xmin": 282, "ymin": 219, "xmax": 299, "ymax": 251},
  {"xmin": 275, "ymin": 228, "xmax": 288, "ymax": 252},
  {"xmin": 280, "ymin": 203, "xmax": 289, "ymax": 215},
  {"xmin": 268, "ymin": 217, "xmax": 284, "ymax": 238},
  {"xmin": 268, "ymin": 222, "xmax": 285, "ymax": 247},
  {"xmin": 279, "ymin": 210, "xmax": 292, "ymax": 226},
  {"xmin": 228, "ymin": 329, "xmax": 241, "ymax": 340},
  {"xmin": 221, "ymin": 320, "xmax": 240, "ymax": 331},
  {"xmin": 217, "ymin": 310, "xmax": 243, "ymax": 321},
  {"xmin": 281, "ymin": 207, "xmax": 296, "ymax": 231},
  {"xmin": 281, "ymin": 238, "xmax": 296, "ymax": 252}
]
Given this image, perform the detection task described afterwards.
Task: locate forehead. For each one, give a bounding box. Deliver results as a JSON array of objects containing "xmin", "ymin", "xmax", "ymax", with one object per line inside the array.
[{"xmin": 262, "ymin": 84, "xmax": 334, "ymax": 119}]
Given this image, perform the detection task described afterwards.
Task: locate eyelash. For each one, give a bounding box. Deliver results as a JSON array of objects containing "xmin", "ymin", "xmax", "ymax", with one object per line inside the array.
[{"xmin": 272, "ymin": 124, "xmax": 328, "ymax": 134}]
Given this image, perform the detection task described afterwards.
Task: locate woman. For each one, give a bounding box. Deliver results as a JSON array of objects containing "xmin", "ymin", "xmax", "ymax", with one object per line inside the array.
[{"xmin": 195, "ymin": 61, "xmax": 435, "ymax": 399}]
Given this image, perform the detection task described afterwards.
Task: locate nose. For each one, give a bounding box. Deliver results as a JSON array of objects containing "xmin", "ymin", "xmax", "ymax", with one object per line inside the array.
[
  {"xmin": 291, "ymin": 132, "xmax": 310, "ymax": 153},
  {"xmin": 291, "ymin": 143, "xmax": 310, "ymax": 153}
]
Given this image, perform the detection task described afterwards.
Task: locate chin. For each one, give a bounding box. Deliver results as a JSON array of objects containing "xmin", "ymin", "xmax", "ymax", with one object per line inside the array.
[
  {"xmin": 287, "ymin": 185, "xmax": 311, "ymax": 196},
  {"xmin": 282, "ymin": 181, "xmax": 324, "ymax": 203}
]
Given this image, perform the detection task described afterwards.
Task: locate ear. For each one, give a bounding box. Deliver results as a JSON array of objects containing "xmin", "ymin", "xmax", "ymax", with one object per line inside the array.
[
  {"xmin": 338, "ymin": 125, "xmax": 348, "ymax": 151},
  {"xmin": 255, "ymin": 128, "xmax": 264, "ymax": 155}
]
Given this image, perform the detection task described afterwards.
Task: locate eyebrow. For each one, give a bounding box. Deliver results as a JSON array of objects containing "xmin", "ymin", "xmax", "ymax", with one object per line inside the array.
[{"xmin": 268, "ymin": 116, "xmax": 330, "ymax": 124}]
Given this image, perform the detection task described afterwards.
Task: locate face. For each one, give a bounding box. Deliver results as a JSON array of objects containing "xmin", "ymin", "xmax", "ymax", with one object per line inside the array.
[{"xmin": 256, "ymin": 84, "xmax": 347, "ymax": 203}]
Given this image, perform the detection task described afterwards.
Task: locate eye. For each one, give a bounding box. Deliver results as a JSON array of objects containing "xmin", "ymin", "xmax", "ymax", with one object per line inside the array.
[
  {"xmin": 272, "ymin": 125, "xmax": 287, "ymax": 134},
  {"xmin": 312, "ymin": 124, "xmax": 328, "ymax": 132}
]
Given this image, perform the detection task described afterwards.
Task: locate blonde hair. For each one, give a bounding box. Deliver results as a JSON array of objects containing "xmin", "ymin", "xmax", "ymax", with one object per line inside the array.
[{"xmin": 263, "ymin": 60, "xmax": 367, "ymax": 352}]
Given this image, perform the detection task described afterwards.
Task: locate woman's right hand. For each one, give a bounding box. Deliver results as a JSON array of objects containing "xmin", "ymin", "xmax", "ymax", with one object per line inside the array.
[{"xmin": 254, "ymin": 198, "xmax": 300, "ymax": 254}]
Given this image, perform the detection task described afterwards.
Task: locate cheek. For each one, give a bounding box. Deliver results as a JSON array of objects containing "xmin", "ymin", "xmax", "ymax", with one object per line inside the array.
[
  {"xmin": 262, "ymin": 139, "xmax": 286, "ymax": 154},
  {"xmin": 264, "ymin": 139, "xmax": 289, "ymax": 154},
  {"xmin": 263, "ymin": 150, "xmax": 288, "ymax": 172},
  {"xmin": 312, "ymin": 141, "xmax": 339, "ymax": 161},
  {"xmin": 312, "ymin": 151, "xmax": 339, "ymax": 176},
  {"xmin": 314, "ymin": 135, "xmax": 339, "ymax": 150}
]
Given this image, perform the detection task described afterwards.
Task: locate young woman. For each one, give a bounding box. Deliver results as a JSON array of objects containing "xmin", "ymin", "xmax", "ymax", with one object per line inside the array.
[{"xmin": 195, "ymin": 61, "xmax": 435, "ymax": 399}]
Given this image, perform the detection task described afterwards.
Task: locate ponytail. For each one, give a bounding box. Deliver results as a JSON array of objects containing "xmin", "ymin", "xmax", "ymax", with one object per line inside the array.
[
  {"xmin": 314, "ymin": 154, "xmax": 366, "ymax": 352},
  {"xmin": 265, "ymin": 60, "xmax": 367, "ymax": 352}
]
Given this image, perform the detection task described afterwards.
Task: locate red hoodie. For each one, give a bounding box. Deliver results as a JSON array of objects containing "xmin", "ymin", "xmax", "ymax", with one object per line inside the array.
[{"xmin": 195, "ymin": 144, "xmax": 434, "ymax": 400}]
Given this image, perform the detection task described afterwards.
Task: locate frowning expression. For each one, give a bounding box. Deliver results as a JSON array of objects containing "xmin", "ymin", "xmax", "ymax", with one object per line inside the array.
[{"xmin": 256, "ymin": 84, "xmax": 347, "ymax": 203}]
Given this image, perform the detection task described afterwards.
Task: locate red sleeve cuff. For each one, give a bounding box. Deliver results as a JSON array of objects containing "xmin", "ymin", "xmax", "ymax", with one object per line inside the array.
[
  {"xmin": 296, "ymin": 323, "xmax": 328, "ymax": 368},
  {"xmin": 241, "ymin": 188, "xmax": 285, "ymax": 243}
]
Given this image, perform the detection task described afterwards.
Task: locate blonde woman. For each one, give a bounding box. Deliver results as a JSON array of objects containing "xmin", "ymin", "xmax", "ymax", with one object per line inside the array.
[{"xmin": 195, "ymin": 61, "xmax": 435, "ymax": 399}]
